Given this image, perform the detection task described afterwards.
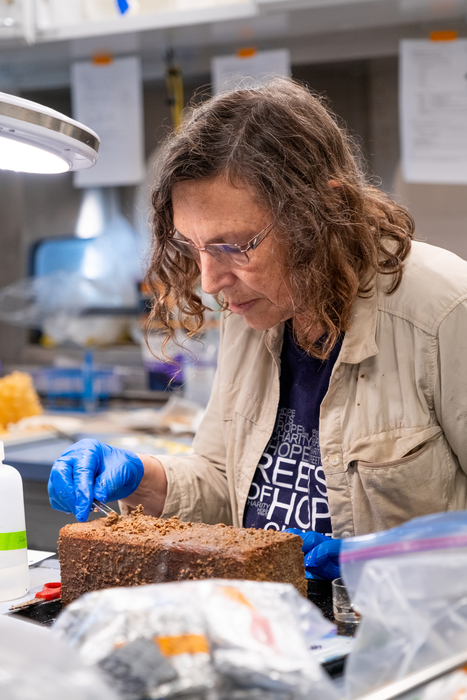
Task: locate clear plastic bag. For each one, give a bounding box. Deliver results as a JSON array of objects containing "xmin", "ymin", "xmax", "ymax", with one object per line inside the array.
[
  {"xmin": 344, "ymin": 552, "xmax": 467, "ymax": 699},
  {"xmin": 0, "ymin": 272, "xmax": 123, "ymax": 328},
  {"xmin": 0, "ymin": 214, "xmax": 141, "ymax": 336},
  {"xmin": 53, "ymin": 579, "xmax": 338, "ymax": 700},
  {"xmin": 340, "ymin": 511, "xmax": 467, "ymax": 599},
  {"xmin": 0, "ymin": 615, "xmax": 118, "ymax": 700},
  {"xmin": 398, "ymin": 667, "xmax": 467, "ymax": 700}
]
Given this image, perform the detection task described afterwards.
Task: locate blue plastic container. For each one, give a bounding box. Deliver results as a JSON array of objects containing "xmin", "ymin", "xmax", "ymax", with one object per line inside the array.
[{"xmin": 33, "ymin": 366, "xmax": 118, "ymax": 412}]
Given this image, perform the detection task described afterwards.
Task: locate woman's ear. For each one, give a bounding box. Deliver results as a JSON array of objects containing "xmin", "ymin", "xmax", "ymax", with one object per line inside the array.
[{"xmin": 328, "ymin": 179, "xmax": 341, "ymax": 188}]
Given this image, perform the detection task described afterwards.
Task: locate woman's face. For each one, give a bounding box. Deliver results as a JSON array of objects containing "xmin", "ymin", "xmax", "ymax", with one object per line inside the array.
[{"xmin": 171, "ymin": 177, "xmax": 295, "ymax": 331}]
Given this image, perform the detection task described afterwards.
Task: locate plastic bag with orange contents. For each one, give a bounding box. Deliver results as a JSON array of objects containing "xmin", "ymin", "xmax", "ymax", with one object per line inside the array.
[{"xmin": 53, "ymin": 579, "xmax": 338, "ymax": 700}]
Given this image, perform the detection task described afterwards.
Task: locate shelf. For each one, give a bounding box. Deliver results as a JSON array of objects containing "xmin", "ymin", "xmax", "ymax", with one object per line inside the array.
[
  {"xmin": 0, "ymin": 0, "xmax": 463, "ymax": 92},
  {"xmin": 35, "ymin": 1, "xmax": 256, "ymax": 42}
]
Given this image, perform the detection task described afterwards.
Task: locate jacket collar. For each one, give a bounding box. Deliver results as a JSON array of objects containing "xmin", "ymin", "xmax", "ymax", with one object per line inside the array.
[
  {"xmin": 264, "ymin": 288, "xmax": 379, "ymax": 366},
  {"xmin": 339, "ymin": 289, "xmax": 379, "ymax": 365}
]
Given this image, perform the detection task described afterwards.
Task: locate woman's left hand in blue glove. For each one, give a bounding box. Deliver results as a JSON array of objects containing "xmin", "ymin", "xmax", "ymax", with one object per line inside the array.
[{"xmin": 286, "ymin": 529, "xmax": 342, "ymax": 580}]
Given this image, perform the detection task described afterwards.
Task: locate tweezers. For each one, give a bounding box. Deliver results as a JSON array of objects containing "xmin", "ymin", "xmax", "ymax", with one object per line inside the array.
[{"xmin": 92, "ymin": 498, "xmax": 118, "ymax": 516}]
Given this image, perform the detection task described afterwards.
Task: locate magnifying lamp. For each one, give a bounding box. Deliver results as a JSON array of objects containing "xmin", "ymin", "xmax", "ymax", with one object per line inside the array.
[{"xmin": 0, "ymin": 92, "xmax": 99, "ymax": 174}]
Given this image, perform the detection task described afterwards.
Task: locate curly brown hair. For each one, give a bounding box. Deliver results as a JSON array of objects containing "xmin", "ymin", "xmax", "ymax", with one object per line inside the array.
[{"xmin": 148, "ymin": 78, "xmax": 414, "ymax": 359}]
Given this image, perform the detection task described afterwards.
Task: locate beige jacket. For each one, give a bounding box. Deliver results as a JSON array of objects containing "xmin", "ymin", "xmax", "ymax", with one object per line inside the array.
[{"xmin": 159, "ymin": 241, "xmax": 467, "ymax": 537}]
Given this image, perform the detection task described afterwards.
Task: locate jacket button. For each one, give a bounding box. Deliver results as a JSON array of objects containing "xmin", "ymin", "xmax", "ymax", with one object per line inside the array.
[
  {"xmin": 341, "ymin": 531, "xmax": 352, "ymax": 538},
  {"xmin": 328, "ymin": 454, "xmax": 340, "ymax": 466}
]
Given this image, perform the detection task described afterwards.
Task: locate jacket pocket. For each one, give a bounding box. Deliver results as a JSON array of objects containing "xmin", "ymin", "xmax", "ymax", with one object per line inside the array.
[{"xmin": 349, "ymin": 432, "xmax": 452, "ymax": 534}]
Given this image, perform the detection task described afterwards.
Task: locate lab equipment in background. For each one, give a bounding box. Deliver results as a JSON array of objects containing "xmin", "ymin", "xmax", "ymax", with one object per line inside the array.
[
  {"xmin": 31, "ymin": 358, "xmax": 121, "ymax": 412},
  {"xmin": 82, "ymin": 350, "xmax": 96, "ymax": 412},
  {"xmin": 0, "ymin": 271, "xmax": 125, "ymax": 330},
  {"xmin": 42, "ymin": 312, "xmax": 130, "ymax": 347},
  {"xmin": 183, "ymin": 326, "xmax": 220, "ymax": 407},
  {"xmin": 0, "ymin": 213, "xmax": 142, "ymax": 345},
  {"xmin": 75, "ymin": 187, "xmax": 117, "ymax": 239},
  {"xmin": 332, "ymin": 577, "xmax": 360, "ymax": 624},
  {"xmin": 137, "ymin": 281, "xmax": 221, "ymax": 398},
  {"xmin": 165, "ymin": 49, "xmax": 184, "ymax": 128},
  {"xmin": 141, "ymin": 330, "xmax": 184, "ymax": 392},
  {"xmin": 38, "ymin": 212, "xmax": 141, "ymax": 309},
  {"xmin": 145, "ymin": 357, "xmax": 182, "ymax": 392},
  {"xmin": 108, "ymin": 397, "xmax": 205, "ymax": 434},
  {"xmin": 0, "ymin": 441, "xmax": 29, "ymax": 602}
]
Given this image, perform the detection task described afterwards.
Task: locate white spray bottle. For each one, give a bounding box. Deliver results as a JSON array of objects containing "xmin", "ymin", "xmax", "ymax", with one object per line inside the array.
[{"xmin": 0, "ymin": 441, "xmax": 29, "ymax": 601}]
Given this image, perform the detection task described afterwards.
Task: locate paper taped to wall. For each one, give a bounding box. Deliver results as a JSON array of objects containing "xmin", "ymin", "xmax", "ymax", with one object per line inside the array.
[{"xmin": 400, "ymin": 39, "xmax": 467, "ymax": 184}]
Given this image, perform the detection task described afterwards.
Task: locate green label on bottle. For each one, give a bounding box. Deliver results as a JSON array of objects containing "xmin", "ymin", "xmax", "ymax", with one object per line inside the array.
[{"xmin": 0, "ymin": 531, "xmax": 27, "ymax": 551}]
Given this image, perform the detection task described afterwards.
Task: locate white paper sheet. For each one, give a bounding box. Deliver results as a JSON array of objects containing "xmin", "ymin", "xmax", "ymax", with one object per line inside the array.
[
  {"xmin": 400, "ymin": 39, "xmax": 467, "ymax": 184},
  {"xmin": 71, "ymin": 55, "xmax": 145, "ymax": 187},
  {"xmin": 211, "ymin": 48, "xmax": 290, "ymax": 95},
  {"xmin": 28, "ymin": 550, "xmax": 56, "ymax": 567}
]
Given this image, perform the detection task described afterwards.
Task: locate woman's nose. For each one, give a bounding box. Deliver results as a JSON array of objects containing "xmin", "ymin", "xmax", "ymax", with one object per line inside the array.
[{"xmin": 199, "ymin": 252, "xmax": 236, "ymax": 295}]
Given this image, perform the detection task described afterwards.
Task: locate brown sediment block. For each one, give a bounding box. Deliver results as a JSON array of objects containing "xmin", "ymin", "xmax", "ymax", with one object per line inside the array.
[{"xmin": 58, "ymin": 506, "xmax": 307, "ymax": 605}]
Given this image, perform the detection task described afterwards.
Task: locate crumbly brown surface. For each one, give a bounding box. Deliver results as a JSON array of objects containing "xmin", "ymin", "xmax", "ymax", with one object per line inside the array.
[{"xmin": 58, "ymin": 507, "xmax": 307, "ymax": 605}]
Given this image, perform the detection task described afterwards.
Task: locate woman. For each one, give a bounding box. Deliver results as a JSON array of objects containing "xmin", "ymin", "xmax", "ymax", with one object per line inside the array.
[{"xmin": 49, "ymin": 79, "xmax": 467, "ymax": 580}]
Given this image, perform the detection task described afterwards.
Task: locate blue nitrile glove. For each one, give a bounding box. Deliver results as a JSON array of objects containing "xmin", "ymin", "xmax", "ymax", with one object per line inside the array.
[
  {"xmin": 286, "ymin": 529, "xmax": 342, "ymax": 580},
  {"xmin": 48, "ymin": 438, "xmax": 144, "ymax": 522}
]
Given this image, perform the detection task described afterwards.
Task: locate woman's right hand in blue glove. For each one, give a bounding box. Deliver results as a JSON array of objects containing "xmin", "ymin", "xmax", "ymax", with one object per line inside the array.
[{"xmin": 48, "ymin": 438, "xmax": 145, "ymax": 522}]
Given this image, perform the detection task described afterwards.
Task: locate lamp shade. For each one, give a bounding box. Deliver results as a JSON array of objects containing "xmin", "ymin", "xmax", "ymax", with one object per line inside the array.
[{"xmin": 0, "ymin": 92, "xmax": 100, "ymax": 174}]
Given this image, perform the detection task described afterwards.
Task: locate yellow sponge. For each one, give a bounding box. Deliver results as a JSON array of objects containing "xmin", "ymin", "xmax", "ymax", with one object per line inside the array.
[{"xmin": 0, "ymin": 371, "xmax": 43, "ymax": 432}]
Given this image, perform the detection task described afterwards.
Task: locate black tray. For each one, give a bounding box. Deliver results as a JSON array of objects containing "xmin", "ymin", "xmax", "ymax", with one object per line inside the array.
[{"xmin": 7, "ymin": 598, "xmax": 62, "ymax": 627}]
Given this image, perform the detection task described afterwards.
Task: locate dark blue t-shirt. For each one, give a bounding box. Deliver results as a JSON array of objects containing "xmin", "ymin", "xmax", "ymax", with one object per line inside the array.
[{"xmin": 243, "ymin": 325, "xmax": 342, "ymax": 534}]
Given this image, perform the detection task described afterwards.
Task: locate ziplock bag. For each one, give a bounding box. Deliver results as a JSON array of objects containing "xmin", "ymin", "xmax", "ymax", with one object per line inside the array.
[
  {"xmin": 399, "ymin": 666, "xmax": 467, "ymax": 700},
  {"xmin": 0, "ymin": 614, "xmax": 117, "ymax": 700},
  {"xmin": 340, "ymin": 511, "xmax": 467, "ymax": 599},
  {"xmin": 344, "ymin": 552, "xmax": 467, "ymax": 699},
  {"xmin": 53, "ymin": 578, "xmax": 338, "ymax": 700}
]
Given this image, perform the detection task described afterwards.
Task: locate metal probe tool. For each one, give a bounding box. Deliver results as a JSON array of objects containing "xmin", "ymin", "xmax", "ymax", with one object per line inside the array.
[{"xmin": 92, "ymin": 498, "xmax": 118, "ymax": 516}]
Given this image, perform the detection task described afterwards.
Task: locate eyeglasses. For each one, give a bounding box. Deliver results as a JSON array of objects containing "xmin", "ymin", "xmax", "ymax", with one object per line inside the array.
[{"xmin": 168, "ymin": 222, "xmax": 274, "ymax": 268}]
